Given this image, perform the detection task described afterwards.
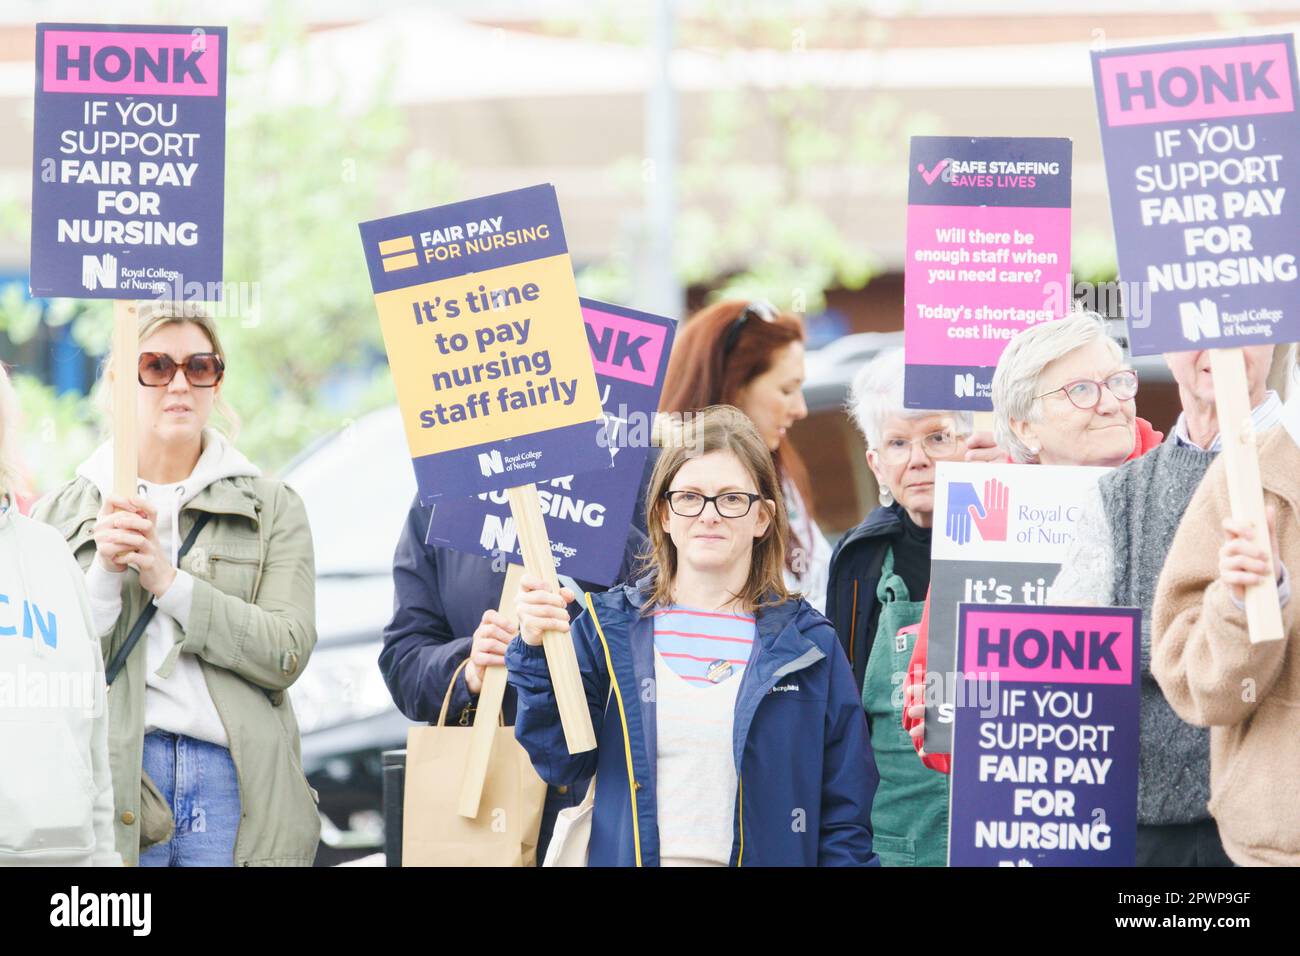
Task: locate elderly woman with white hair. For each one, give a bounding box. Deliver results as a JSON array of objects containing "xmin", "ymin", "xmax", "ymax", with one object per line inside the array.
[
  {"xmin": 993, "ymin": 311, "xmax": 1162, "ymax": 467},
  {"xmin": 825, "ymin": 347, "xmax": 978, "ymax": 866},
  {"xmin": 902, "ymin": 312, "xmax": 1163, "ymax": 783},
  {"xmin": 0, "ymin": 363, "xmax": 121, "ymax": 866}
]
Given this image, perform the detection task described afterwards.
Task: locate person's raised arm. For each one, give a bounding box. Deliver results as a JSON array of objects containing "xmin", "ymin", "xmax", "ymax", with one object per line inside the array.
[{"xmin": 1152, "ymin": 466, "xmax": 1290, "ymax": 727}]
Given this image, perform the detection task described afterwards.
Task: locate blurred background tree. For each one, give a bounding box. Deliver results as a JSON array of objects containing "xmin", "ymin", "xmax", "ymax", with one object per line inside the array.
[{"xmin": 565, "ymin": 2, "xmax": 943, "ymax": 324}]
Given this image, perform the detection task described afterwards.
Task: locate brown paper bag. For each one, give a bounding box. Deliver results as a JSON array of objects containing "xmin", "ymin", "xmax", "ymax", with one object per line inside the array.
[{"xmin": 401, "ymin": 661, "xmax": 547, "ymax": 866}]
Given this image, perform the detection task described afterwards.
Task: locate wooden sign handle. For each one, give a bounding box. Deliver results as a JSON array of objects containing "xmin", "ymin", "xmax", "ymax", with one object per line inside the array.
[
  {"xmin": 457, "ymin": 562, "xmax": 526, "ymax": 819},
  {"xmin": 1209, "ymin": 347, "xmax": 1285, "ymax": 644},
  {"xmin": 506, "ymin": 482, "xmax": 597, "ymax": 753},
  {"xmin": 112, "ymin": 300, "xmax": 138, "ymax": 499}
]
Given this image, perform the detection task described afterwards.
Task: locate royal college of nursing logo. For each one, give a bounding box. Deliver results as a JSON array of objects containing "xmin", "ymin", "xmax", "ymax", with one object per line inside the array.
[
  {"xmin": 944, "ymin": 478, "xmax": 1010, "ymax": 545},
  {"xmin": 1178, "ymin": 298, "xmax": 1222, "ymax": 343},
  {"xmin": 80, "ymin": 253, "xmax": 116, "ymax": 291}
]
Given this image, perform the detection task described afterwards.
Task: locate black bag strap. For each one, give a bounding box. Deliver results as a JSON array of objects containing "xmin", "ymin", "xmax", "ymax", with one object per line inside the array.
[{"xmin": 105, "ymin": 511, "xmax": 214, "ymax": 686}]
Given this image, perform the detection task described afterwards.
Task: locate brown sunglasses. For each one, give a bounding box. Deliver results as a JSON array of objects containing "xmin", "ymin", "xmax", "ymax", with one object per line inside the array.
[{"xmin": 137, "ymin": 352, "xmax": 225, "ymax": 388}]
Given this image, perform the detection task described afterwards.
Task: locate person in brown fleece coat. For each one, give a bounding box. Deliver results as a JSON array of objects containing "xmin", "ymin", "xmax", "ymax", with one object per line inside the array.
[{"xmin": 1152, "ymin": 424, "xmax": 1300, "ymax": 867}]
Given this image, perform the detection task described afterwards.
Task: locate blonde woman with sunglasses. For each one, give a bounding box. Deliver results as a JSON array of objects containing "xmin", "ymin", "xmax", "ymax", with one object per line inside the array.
[{"xmin": 34, "ymin": 301, "xmax": 319, "ymax": 867}]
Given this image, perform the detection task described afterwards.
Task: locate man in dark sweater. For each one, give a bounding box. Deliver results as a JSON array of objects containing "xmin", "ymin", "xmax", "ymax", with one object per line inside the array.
[{"xmin": 1050, "ymin": 345, "xmax": 1281, "ymax": 865}]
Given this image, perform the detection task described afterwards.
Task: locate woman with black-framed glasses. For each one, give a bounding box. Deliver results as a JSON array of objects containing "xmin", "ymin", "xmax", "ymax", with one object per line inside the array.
[
  {"xmin": 33, "ymin": 301, "xmax": 319, "ymax": 867},
  {"xmin": 509, "ymin": 405, "xmax": 877, "ymax": 866}
]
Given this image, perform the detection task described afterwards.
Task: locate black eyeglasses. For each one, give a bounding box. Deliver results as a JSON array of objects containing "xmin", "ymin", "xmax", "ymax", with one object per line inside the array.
[
  {"xmin": 721, "ymin": 300, "xmax": 779, "ymax": 355},
  {"xmin": 663, "ymin": 490, "xmax": 763, "ymax": 518},
  {"xmin": 138, "ymin": 352, "xmax": 225, "ymax": 388},
  {"xmin": 1036, "ymin": 369, "xmax": 1139, "ymax": 410}
]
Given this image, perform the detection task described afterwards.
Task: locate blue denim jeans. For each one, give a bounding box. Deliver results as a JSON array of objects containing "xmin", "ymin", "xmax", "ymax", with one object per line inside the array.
[{"xmin": 139, "ymin": 730, "xmax": 242, "ymax": 867}]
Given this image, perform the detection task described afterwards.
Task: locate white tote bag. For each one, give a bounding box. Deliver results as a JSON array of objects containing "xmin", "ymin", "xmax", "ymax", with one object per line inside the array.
[{"xmin": 542, "ymin": 776, "xmax": 596, "ymax": 867}]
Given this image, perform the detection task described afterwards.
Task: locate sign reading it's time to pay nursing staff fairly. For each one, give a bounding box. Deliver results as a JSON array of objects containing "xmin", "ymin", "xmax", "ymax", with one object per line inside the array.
[
  {"xmin": 30, "ymin": 23, "xmax": 228, "ymax": 300},
  {"xmin": 359, "ymin": 185, "xmax": 611, "ymax": 502}
]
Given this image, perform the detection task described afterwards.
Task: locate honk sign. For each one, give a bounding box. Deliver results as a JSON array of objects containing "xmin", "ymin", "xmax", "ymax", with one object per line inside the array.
[
  {"xmin": 1092, "ymin": 34, "xmax": 1300, "ymax": 355},
  {"xmin": 29, "ymin": 23, "xmax": 228, "ymax": 300},
  {"xmin": 948, "ymin": 604, "xmax": 1141, "ymax": 867},
  {"xmin": 359, "ymin": 185, "xmax": 611, "ymax": 501}
]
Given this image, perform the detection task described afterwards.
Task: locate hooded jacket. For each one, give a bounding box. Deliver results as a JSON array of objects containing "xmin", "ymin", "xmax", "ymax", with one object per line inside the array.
[
  {"xmin": 33, "ymin": 429, "xmax": 320, "ymax": 866},
  {"xmin": 77, "ymin": 431, "xmax": 260, "ymax": 745},
  {"xmin": 506, "ymin": 578, "xmax": 879, "ymax": 866},
  {"xmin": 0, "ymin": 501, "xmax": 121, "ymax": 866}
]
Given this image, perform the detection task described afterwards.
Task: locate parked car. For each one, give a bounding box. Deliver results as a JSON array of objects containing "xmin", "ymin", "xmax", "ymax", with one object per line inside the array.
[{"xmin": 281, "ymin": 407, "xmax": 417, "ymax": 866}]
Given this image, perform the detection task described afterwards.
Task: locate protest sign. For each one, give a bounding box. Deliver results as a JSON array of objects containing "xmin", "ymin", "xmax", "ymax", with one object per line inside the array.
[
  {"xmin": 1092, "ymin": 34, "xmax": 1300, "ymax": 354},
  {"xmin": 1093, "ymin": 35, "xmax": 1298, "ymax": 643},
  {"xmin": 924, "ymin": 462, "xmax": 1107, "ymax": 753},
  {"xmin": 948, "ymin": 603, "xmax": 1140, "ymax": 866},
  {"xmin": 30, "ymin": 23, "xmax": 229, "ymax": 501},
  {"xmin": 904, "ymin": 136, "xmax": 1072, "ymax": 410},
  {"xmin": 359, "ymin": 185, "xmax": 610, "ymax": 503},
  {"xmin": 30, "ymin": 23, "xmax": 228, "ymax": 300},
  {"xmin": 361, "ymin": 184, "xmax": 606, "ymax": 757},
  {"xmin": 427, "ymin": 299, "xmax": 674, "ymax": 586}
]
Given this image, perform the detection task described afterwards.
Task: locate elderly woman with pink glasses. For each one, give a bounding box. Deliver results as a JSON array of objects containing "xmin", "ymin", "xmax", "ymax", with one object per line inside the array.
[
  {"xmin": 992, "ymin": 312, "xmax": 1161, "ymax": 468},
  {"xmin": 902, "ymin": 312, "xmax": 1162, "ymax": 786}
]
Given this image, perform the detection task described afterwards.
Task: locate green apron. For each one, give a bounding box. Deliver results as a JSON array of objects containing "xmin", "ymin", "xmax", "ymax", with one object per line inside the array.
[{"xmin": 862, "ymin": 546, "xmax": 950, "ymax": 866}]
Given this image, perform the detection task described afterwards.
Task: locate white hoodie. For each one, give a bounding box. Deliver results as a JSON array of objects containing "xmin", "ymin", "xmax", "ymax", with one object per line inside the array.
[
  {"xmin": 78, "ymin": 429, "xmax": 260, "ymax": 746},
  {"xmin": 0, "ymin": 498, "xmax": 121, "ymax": 866}
]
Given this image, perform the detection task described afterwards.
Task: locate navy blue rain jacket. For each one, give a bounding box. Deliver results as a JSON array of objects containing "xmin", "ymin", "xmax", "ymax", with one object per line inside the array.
[{"xmin": 506, "ymin": 578, "xmax": 880, "ymax": 866}]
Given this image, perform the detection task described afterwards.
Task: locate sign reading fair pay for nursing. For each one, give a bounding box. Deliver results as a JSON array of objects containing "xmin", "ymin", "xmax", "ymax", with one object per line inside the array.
[{"xmin": 359, "ymin": 184, "xmax": 610, "ymax": 503}]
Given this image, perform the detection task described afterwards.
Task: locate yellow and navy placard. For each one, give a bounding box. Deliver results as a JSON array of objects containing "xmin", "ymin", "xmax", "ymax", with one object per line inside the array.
[{"xmin": 359, "ymin": 185, "xmax": 610, "ymax": 501}]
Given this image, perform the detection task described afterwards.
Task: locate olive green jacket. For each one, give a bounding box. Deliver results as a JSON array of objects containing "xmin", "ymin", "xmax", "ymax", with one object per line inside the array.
[{"xmin": 33, "ymin": 473, "xmax": 320, "ymax": 866}]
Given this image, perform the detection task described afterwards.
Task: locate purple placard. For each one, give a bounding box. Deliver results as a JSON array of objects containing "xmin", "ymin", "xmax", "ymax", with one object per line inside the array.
[
  {"xmin": 948, "ymin": 603, "xmax": 1140, "ymax": 867},
  {"xmin": 1092, "ymin": 34, "xmax": 1300, "ymax": 355},
  {"xmin": 29, "ymin": 23, "xmax": 228, "ymax": 300},
  {"xmin": 427, "ymin": 300, "xmax": 674, "ymax": 585},
  {"xmin": 904, "ymin": 137, "xmax": 1072, "ymax": 410}
]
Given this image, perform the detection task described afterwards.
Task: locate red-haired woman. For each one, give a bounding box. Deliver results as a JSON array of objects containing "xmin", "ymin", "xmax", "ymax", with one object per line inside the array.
[{"xmin": 660, "ymin": 301, "xmax": 832, "ymax": 612}]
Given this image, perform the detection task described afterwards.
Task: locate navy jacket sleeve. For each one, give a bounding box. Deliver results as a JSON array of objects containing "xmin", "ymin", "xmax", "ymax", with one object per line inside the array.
[
  {"xmin": 506, "ymin": 608, "xmax": 609, "ymax": 787},
  {"xmin": 824, "ymin": 538, "xmax": 844, "ymax": 636},
  {"xmin": 378, "ymin": 496, "xmax": 476, "ymax": 724},
  {"xmin": 818, "ymin": 626, "xmax": 879, "ymax": 866}
]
